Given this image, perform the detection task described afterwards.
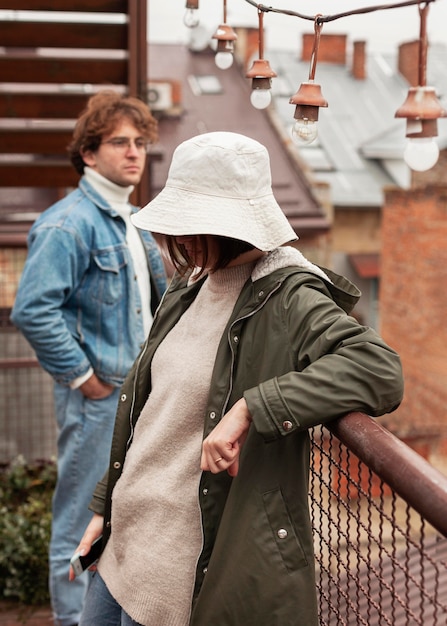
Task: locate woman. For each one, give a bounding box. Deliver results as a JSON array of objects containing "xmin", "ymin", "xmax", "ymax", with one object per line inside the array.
[{"xmin": 74, "ymin": 132, "xmax": 404, "ymax": 626}]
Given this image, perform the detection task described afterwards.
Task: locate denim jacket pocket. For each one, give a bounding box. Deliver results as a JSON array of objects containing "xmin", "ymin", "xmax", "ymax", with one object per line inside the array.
[{"xmin": 90, "ymin": 246, "xmax": 128, "ymax": 305}]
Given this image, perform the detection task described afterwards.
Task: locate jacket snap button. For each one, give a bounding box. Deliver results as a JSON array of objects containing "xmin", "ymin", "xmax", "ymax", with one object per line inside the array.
[
  {"xmin": 233, "ymin": 336, "xmax": 239, "ymax": 343},
  {"xmin": 283, "ymin": 420, "xmax": 293, "ymax": 431},
  {"xmin": 121, "ymin": 394, "xmax": 127, "ymax": 402},
  {"xmin": 113, "ymin": 461, "xmax": 121, "ymax": 469},
  {"xmin": 203, "ymin": 567, "xmax": 208, "ymax": 574},
  {"xmin": 258, "ymin": 290, "xmax": 264, "ymax": 298},
  {"xmin": 203, "ymin": 488, "xmax": 208, "ymax": 495},
  {"xmin": 277, "ymin": 528, "xmax": 288, "ymax": 539},
  {"xmin": 209, "ymin": 411, "xmax": 216, "ymax": 420}
]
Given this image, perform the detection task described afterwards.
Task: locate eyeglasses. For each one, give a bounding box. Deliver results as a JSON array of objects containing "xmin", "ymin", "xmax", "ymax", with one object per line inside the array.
[{"xmin": 101, "ymin": 137, "xmax": 150, "ymax": 153}]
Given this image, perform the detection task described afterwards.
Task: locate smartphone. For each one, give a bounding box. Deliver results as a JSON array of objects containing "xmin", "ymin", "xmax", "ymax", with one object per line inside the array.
[{"xmin": 70, "ymin": 535, "xmax": 103, "ymax": 577}]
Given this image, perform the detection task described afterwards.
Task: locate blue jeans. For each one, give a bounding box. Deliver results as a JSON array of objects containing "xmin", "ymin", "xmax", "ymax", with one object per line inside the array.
[
  {"xmin": 49, "ymin": 384, "xmax": 120, "ymax": 626},
  {"xmin": 80, "ymin": 572, "xmax": 142, "ymax": 626}
]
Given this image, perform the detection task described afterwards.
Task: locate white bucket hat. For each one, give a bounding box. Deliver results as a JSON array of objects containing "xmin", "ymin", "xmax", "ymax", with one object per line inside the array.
[{"xmin": 131, "ymin": 131, "xmax": 298, "ymax": 251}]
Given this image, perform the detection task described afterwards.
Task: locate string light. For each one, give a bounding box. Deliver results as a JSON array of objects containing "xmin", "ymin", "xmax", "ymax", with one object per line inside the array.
[
  {"xmin": 395, "ymin": 2, "xmax": 446, "ymax": 171},
  {"xmin": 246, "ymin": 9, "xmax": 277, "ymax": 109},
  {"xmin": 289, "ymin": 16, "xmax": 328, "ymax": 145},
  {"xmin": 243, "ymin": 0, "xmax": 441, "ymax": 170},
  {"xmin": 212, "ymin": 0, "xmax": 238, "ymax": 70},
  {"xmin": 183, "ymin": 0, "xmax": 200, "ymax": 28}
]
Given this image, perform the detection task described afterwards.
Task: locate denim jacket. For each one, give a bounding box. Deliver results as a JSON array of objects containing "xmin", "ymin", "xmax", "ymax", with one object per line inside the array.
[{"xmin": 11, "ymin": 176, "xmax": 167, "ymax": 387}]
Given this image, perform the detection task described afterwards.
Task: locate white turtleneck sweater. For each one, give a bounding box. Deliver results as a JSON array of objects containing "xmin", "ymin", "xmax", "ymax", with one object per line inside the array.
[
  {"xmin": 70, "ymin": 168, "xmax": 152, "ymax": 389},
  {"xmin": 84, "ymin": 167, "xmax": 151, "ymax": 335},
  {"xmin": 98, "ymin": 261, "xmax": 256, "ymax": 626}
]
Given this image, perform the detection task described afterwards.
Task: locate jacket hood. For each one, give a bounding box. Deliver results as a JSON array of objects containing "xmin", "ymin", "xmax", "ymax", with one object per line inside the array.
[
  {"xmin": 252, "ymin": 247, "xmax": 330, "ymax": 282},
  {"xmin": 252, "ymin": 246, "xmax": 361, "ymax": 315},
  {"xmin": 179, "ymin": 246, "xmax": 361, "ymax": 316}
]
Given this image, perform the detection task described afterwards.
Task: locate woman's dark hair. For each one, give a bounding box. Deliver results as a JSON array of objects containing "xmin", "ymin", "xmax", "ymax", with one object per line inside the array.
[
  {"xmin": 67, "ymin": 90, "xmax": 158, "ymax": 175},
  {"xmin": 165, "ymin": 235, "xmax": 255, "ymax": 278}
]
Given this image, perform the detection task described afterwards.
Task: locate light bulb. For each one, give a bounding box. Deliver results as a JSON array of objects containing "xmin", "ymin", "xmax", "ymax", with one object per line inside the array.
[
  {"xmin": 250, "ymin": 89, "xmax": 272, "ymax": 110},
  {"xmin": 291, "ymin": 119, "xmax": 318, "ymax": 145},
  {"xmin": 215, "ymin": 51, "xmax": 234, "ymax": 70},
  {"xmin": 403, "ymin": 137, "xmax": 439, "ymax": 172},
  {"xmin": 183, "ymin": 8, "xmax": 199, "ymax": 28}
]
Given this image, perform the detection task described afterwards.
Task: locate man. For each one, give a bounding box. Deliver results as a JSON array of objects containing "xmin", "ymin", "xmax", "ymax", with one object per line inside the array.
[{"xmin": 11, "ymin": 90, "xmax": 167, "ymax": 626}]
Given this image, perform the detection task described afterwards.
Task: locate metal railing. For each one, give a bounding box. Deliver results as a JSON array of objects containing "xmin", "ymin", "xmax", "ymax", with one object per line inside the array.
[
  {"xmin": 2, "ymin": 351, "xmax": 446, "ymax": 624},
  {"xmin": 311, "ymin": 413, "xmax": 447, "ymax": 625}
]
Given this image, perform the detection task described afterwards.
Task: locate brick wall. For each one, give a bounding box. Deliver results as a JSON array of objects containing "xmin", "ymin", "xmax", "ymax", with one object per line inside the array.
[
  {"xmin": 333, "ymin": 207, "xmax": 381, "ymax": 254},
  {"xmin": 380, "ymin": 180, "xmax": 447, "ymax": 471}
]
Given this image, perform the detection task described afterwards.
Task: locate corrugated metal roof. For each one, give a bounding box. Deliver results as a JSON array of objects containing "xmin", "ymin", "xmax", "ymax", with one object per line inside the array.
[{"xmin": 268, "ymin": 41, "xmax": 447, "ymax": 208}]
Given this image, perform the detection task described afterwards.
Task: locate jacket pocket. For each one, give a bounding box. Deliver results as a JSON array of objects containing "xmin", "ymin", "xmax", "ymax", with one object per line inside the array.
[
  {"xmin": 90, "ymin": 246, "xmax": 128, "ymax": 304},
  {"xmin": 262, "ymin": 488, "xmax": 308, "ymax": 572}
]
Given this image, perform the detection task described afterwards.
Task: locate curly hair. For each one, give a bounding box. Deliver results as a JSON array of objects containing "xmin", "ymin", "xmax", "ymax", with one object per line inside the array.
[{"xmin": 68, "ymin": 90, "xmax": 158, "ymax": 174}]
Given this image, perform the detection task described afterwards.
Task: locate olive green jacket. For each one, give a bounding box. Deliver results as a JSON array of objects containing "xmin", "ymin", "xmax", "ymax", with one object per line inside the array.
[{"xmin": 90, "ymin": 250, "xmax": 403, "ymax": 626}]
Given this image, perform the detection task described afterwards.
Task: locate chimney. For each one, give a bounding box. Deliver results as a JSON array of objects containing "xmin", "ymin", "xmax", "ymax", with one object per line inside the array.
[
  {"xmin": 352, "ymin": 41, "xmax": 366, "ymax": 80},
  {"xmin": 301, "ymin": 33, "xmax": 347, "ymax": 65},
  {"xmin": 233, "ymin": 26, "xmax": 260, "ymax": 70},
  {"xmin": 398, "ymin": 40, "xmax": 420, "ymax": 86}
]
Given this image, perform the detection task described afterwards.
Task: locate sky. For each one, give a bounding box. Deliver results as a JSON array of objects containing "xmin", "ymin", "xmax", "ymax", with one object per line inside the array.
[{"xmin": 149, "ymin": 0, "xmax": 447, "ymax": 54}]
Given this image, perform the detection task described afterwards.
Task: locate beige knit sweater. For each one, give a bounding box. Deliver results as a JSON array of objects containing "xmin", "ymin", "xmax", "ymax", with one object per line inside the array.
[{"xmin": 98, "ymin": 261, "xmax": 256, "ymax": 625}]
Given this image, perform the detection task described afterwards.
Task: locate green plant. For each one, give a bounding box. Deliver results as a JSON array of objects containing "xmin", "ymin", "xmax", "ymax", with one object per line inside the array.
[{"xmin": 0, "ymin": 455, "xmax": 57, "ymax": 605}]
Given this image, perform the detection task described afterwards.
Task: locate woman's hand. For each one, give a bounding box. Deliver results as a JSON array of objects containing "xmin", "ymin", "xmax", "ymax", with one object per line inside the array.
[
  {"xmin": 69, "ymin": 513, "xmax": 104, "ymax": 581},
  {"xmin": 201, "ymin": 398, "xmax": 252, "ymax": 477}
]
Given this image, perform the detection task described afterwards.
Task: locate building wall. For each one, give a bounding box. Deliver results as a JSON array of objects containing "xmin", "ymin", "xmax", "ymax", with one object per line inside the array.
[
  {"xmin": 380, "ymin": 182, "xmax": 447, "ymax": 472},
  {"xmin": 332, "ymin": 208, "xmax": 381, "ymax": 254}
]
